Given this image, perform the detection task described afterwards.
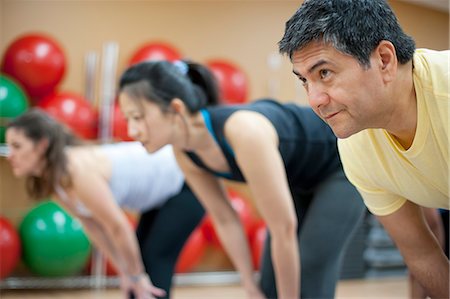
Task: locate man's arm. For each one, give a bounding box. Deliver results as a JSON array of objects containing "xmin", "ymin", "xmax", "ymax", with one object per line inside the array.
[{"xmin": 377, "ymin": 201, "xmax": 449, "ymax": 298}]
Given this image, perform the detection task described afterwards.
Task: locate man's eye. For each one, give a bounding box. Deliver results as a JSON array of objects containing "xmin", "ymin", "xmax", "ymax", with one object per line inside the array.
[
  {"xmin": 297, "ymin": 76, "xmax": 307, "ymax": 86},
  {"xmin": 320, "ymin": 69, "xmax": 330, "ymax": 79}
]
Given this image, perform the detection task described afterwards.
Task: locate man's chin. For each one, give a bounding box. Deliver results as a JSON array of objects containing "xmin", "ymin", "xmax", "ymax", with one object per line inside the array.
[{"xmin": 331, "ymin": 126, "xmax": 356, "ymax": 139}]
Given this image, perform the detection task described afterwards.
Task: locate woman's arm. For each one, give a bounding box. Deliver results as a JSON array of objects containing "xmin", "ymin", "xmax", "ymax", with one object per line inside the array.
[
  {"xmin": 53, "ymin": 198, "xmax": 122, "ymax": 271},
  {"xmin": 225, "ymin": 111, "xmax": 300, "ymax": 299},
  {"xmin": 68, "ymin": 161, "xmax": 165, "ymax": 298},
  {"xmin": 174, "ymin": 149, "xmax": 265, "ymax": 299}
]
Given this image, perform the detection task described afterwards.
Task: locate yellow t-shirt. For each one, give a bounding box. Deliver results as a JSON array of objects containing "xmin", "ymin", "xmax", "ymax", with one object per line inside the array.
[{"xmin": 338, "ymin": 49, "xmax": 449, "ymax": 216}]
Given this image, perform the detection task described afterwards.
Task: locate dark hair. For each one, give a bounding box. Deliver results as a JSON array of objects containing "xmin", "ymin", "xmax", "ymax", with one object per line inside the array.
[
  {"xmin": 118, "ymin": 60, "xmax": 219, "ymax": 112},
  {"xmin": 279, "ymin": 0, "xmax": 416, "ymax": 68},
  {"xmin": 6, "ymin": 108, "xmax": 80, "ymax": 199}
]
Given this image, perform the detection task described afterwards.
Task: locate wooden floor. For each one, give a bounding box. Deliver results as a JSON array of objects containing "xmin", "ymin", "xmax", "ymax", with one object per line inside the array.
[{"xmin": 0, "ymin": 276, "xmax": 408, "ymax": 298}]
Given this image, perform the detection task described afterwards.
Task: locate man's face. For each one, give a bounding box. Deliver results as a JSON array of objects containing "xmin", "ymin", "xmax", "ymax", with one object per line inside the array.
[{"xmin": 290, "ymin": 41, "xmax": 386, "ymax": 138}]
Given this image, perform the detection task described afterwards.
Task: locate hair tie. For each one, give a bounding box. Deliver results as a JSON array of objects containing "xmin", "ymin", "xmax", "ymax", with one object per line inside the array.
[{"xmin": 173, "ymin": 60, "xmax": 189, "ymax": 75}]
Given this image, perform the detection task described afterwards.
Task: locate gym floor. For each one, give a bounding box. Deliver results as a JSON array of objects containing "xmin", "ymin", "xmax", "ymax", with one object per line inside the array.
[{"xmin": 0, "ymin": 276, "xmax": 408, "ymax": 298}]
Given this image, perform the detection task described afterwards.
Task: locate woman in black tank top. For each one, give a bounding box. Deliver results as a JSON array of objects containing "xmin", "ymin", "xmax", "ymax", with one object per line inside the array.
[{"xmin": 118, "ymin": 60, "xmax": 366, "ymax": 299}]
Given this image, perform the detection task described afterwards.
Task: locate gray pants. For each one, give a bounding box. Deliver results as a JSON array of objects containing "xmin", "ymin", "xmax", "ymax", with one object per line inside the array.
[{"xmin": 259, "ymin": 170, "xmax": 366, "ymax": 299}]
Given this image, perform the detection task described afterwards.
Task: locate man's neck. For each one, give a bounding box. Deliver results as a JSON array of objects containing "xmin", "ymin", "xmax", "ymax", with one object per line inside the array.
[{"xmin": 386, "ymin": 61, "xmax": 417, "ymax": 149}]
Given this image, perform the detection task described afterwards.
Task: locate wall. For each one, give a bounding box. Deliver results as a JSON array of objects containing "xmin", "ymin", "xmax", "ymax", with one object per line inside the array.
[{"xmin": 1, "ymin": 0, "xmax": 448, "ymax": 107}]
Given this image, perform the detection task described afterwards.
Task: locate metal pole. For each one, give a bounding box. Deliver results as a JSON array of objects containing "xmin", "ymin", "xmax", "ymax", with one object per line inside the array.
[
  {"xmin": 84, "ymin": 51, "xmax": 98, "ymax": 105},
  {"xmin": 98, "ymin": 42, "xmax": 119, "ymax": 143}
]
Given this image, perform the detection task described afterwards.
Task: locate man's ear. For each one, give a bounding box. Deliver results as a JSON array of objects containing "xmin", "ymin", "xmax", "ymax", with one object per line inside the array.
[
  {"xmin": 170, "ymin": 98, "xmax": 186, "ymax": 114},
  {"xmin": 375, "ymin": 40, "xmax": 398, "ymax": 82}
]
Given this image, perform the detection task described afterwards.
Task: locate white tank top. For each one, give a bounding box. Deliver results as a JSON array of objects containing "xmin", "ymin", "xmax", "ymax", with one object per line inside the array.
[
  {"xmin": 100, "ymin": 142, "xmax": 185, "ymax": 211},
  {"xmin": 55, "ymin": 142, "xmax": 185, "ymax": 214}
]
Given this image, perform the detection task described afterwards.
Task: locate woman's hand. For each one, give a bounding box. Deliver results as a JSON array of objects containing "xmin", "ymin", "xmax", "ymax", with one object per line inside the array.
[
  {"xmin": 120, "ymin": 273, "xmax": 166, "ymax": 299},
  {"xmin": 245, "ymin": 285, "xmax": 267, "ymax": 299}
]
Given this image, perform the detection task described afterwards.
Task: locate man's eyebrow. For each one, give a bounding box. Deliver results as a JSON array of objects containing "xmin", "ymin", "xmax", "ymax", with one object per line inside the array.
[
  {"xmin": 292, "ymin": 59, "xmax": 328, "ymax": 78},
  {"xmin": 308, "ymin": 60, "xmax": 327, "ymax": 74}
]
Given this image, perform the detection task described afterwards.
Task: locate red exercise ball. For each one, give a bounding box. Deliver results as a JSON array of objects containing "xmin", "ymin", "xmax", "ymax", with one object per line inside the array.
[
  {"xmin": 37, "ymin": 91, "xmax": 98, "ymax": 140},
  {"xmin": 175, "ymin": 226, "xmax": 208, "ymax": 273},
  {"xmin": 128, "ymin": 41, "xmax": 182, "ymax": 66},
  {"xmin": 1, "ymin": 33, "xmax": 66, "ymax": 99},
  {"xmin": 206, "ymin": 59, "xmax": 248, "ymax": 104},
  {"xmin": 111, "ymin": 101, "xmax": 133, "ymax": 142},
  {"xmin": 201, "ymin": 189, "xmax": 257, "ymax": 249},
  {"xmin": 0, "ymin": 217, "xmax": 21, "ymax": 279}
]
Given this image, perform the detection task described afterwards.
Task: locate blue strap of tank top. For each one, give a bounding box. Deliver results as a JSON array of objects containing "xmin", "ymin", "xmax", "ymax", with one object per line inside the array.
[
  {"xmin": 200, "ymin": 109, "xmax": 235, "ymax": 178},
  {"xmin": 200, "ymin": 109, "xmax": 235, "ymax": 156}
]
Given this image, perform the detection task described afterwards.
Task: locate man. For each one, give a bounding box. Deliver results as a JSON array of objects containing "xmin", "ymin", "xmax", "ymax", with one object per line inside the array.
[{"xmin": 278, "ymin": 0, "xmax": 449, "ymax": 298}]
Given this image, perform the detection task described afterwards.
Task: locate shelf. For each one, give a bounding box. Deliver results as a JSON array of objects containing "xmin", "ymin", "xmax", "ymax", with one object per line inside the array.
[{"xmin": 0, "ymin": 271, "xmax": 244, "ymax": 290}]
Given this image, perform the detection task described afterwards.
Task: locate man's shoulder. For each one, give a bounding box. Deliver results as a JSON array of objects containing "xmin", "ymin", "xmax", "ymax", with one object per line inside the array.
[
  {"xmin": 414, "ymin": 48, "xmax": 449, "ymax": 58},
  {"xmin": 413, "ymin": 49, "xmax": 449, "ymax": 83}
]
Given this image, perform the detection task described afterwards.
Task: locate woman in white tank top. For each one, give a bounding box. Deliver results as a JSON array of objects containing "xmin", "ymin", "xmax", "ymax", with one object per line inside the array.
[{"xmin": 5, "ymin": 108, "xmax": 204, "ymax": 299}]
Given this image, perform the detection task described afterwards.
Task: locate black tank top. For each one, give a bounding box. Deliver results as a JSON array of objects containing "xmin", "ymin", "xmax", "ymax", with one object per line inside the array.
[{"xmin": 185, "ymin": 99, "xmax": 342, "ymax": 192}]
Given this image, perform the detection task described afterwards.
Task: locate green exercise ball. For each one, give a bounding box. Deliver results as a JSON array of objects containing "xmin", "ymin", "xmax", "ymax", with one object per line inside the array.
[
  {"xmin": 0, "ymin": 74, "xmax": 29, "ymax": 143},
  {"xmin": 19, "ymin": 201, "xmax": 91, "ymax": 277}
]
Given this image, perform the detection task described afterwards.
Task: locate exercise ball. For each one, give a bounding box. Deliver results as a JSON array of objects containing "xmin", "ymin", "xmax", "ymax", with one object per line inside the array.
[
  {"xmin": 0, "ymin": 216, "xmax": 21, "ymax": 279},
  {"xmin": 201, "ymin": 189, "xmax": 257, "ymax": 249},
  {"xmin": 37, "ymin": 91, "xmax": 98, "ymax": 140},
  {"xmin": 0, "ymin": 75, "xmax": 29, "ymax": 143},
  {"xmin": 1, "ymin": 33, "xmax": 66, "ymax": 99},
  {"xmin": 19, "ymin": 201, "xmax": 91, "ymax": 277},
  {"xmin": 128, "ymin": 41, "xmax": 182, "ymax": 66},
  {"xmin": 206, "ymin": 59, "xmax": 248, "ymax": 104},
  {"xmin": 175, "ymin": 226, "xmax": 207, "ymax": 273}
]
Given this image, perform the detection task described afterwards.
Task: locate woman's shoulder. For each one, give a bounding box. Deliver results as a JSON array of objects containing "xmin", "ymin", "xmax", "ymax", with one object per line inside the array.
[
  {"xmin": 66, "ymin": 145, "xmax": 110, "ymax": 180},
  {"xmin": 225, "ymin": 110, "xmax": 278, "ymax": 146}
]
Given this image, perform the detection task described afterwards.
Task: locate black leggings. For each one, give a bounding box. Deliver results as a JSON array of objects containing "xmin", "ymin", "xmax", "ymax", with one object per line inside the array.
[
  {"xmin": 133, "ymin": 184, "xmax": 204, "ymax": 299},
  {"xmin": 259, "ymin": 170, "xmax": 366, "ymax": 299}
]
